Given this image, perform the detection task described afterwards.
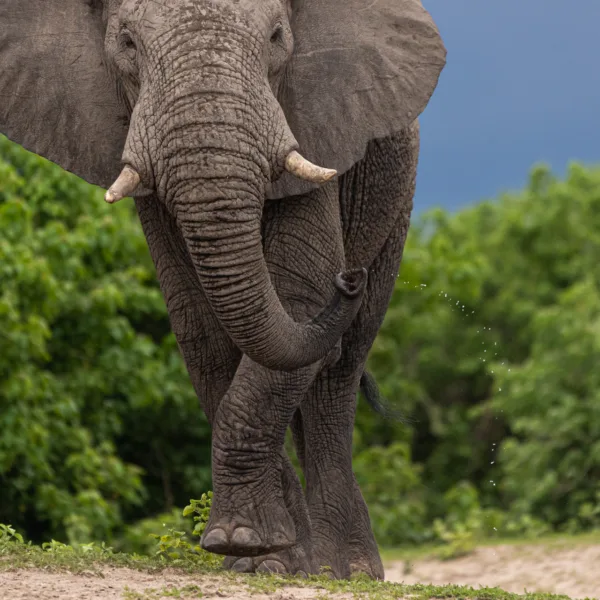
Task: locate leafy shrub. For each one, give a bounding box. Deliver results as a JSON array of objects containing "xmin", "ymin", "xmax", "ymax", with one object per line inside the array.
[
  {"xmin": 0, "ymin": 136, "xmax": 211, "ymax": 545},
  {"xmin": 4, "ymin": 132, "xmax": 600, "ymax": 551},
  {"xmin": 354, "ymin": 443, "xmax": 429, "ymax": 546},
  {"xmin": 150, "ymin": 493, "xmax": 222, "ymax": 568},
  {"xmin": 358, "ymin": 162, "xmax": 600, "ymax": 545}
]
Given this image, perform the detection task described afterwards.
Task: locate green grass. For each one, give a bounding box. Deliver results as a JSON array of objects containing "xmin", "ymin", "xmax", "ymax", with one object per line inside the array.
[
  {"xmin": 380, "ymin": 529, "xmax": 600, "ymax": 563},
  {"xmin": 1, "ymin": 533, "xmax": 596, "ymax": 600},
  {"xmin": 120, "ymin": 576, "xmax": 586, "ymax": 600}
]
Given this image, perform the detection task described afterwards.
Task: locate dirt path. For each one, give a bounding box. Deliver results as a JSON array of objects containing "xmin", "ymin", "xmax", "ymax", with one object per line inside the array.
[
  {"xmin": 2, "ymin": 542, "xmax": 599, "ymax": 599},
  {"xmin": 0, "ymin": 568, "xmax": 350, "ymax": 600},
  {"xmin": 385, "ymin": 541, "xmax": 600, "ymax": 599}
]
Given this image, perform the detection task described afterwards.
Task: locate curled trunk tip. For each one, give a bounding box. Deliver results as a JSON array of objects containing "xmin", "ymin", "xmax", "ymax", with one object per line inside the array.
[{"xmin": 334, "ymin": 268, "xmax": 368, "ymax": 299}]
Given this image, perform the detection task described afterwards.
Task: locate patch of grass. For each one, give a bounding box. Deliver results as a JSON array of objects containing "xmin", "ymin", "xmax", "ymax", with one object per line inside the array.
[
  {"xmin": 120, "ymin": 572, "xmax": 595, "ymax": 600},
  {"xmin": 380, "ymin": 529, "xmax": 600, "ymax": 563},
  {"xmin": 243, "ymin": 571, "xmax": 593, "ymax": 600},
  {"xmin": 0, "ymin": 523, "xmax": 210, "ymax": 575},
  {"xmin": 2, "ymin": 524, "xmax": 598, "ymax": 600},
  {"xmin": 123, "ymin": 584, "xmax": 205, "ymax": 599}
]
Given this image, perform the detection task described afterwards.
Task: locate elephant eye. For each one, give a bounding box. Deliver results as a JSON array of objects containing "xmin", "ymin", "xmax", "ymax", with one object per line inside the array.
[
  {"xmin": 120, "ymin": 27, "xmax": 137, "ymax": 51},
  {"xmin": 270, "ymin": 25, "xmax": 283, "ymax": 44}
]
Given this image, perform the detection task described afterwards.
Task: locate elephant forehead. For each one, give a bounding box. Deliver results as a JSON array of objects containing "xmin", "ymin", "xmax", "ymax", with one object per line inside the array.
[{"xmin": 120, "ymin": 0, "xmax": 276, "ymax": 33}]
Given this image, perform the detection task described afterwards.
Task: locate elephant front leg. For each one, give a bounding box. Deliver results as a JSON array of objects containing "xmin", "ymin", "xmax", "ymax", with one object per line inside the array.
[
  {"xmin": 201, "ymin": 359, "xmax": 318, "ymax": 557},
  {"xmin": 223, "ymin": 444, "xmax": 314, "ymax": 575},
  {"xmin": 135, "ymin": 194, "xmax": 316, "ymax": 573},
  {"xmin": 201, "ymin": 183, "xmax": 346, "ymax": 562},
  {"xmin": 298, "ymin": 212, "xmax": 411, "ymax": 580}
]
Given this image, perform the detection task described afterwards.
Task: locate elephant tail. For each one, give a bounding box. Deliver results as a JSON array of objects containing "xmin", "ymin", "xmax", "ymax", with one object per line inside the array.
[{"xmin": 359, "ymin": 371, "xmax": 410, "ymax": 422}]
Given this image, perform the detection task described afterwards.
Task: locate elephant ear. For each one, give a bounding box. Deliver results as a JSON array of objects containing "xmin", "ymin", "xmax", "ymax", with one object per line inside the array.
[
  {"xmin": 0, "ymin": 0, "xmax": 128, "ymax": 188},
  {"xmin": 268, "ymin": 0, "xmax": 446, "ymax": 199}
]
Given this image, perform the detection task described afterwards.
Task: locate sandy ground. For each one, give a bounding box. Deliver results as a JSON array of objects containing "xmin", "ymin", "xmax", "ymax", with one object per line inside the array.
[
  {"xmin": 1, "ymin": 542, "xmax": 599, "ymax": 599},
  {"xmin": 0, "ymin": 567, "xmax": 350, "ymax": 600},
  {"xmin": 386, "ymin": 542, "xmax": 600, "ymax": 599}
]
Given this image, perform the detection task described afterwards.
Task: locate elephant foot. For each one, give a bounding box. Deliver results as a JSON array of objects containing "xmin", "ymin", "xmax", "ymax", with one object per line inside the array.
[
  {"xmin": 349, "ymin": 557, "xmax": 385, "ymax": 580},
  {"xmin": 311, "ymin": 533, "xmax": 383, "ymax": 580},
  {"xmin": 223, "ymin": 543, "xmax": 315, "ymax": 577},
  {"xmin": 347, "ymin": 503, "xmax": 385, "ymax": 580},
  {"xmin": 312, "ymin": 545, "xmax": 350, "ymax": 580},
  {"xmin": 201, "ymin": 502, "xmax": 296, "ymax": 557}
]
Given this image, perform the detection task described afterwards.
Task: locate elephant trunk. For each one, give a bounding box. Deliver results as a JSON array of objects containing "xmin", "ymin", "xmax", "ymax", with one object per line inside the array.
[
  {"xmin": 169, "ymin": 145, "xmax": 365, "ymax": 371},
  {"xmin": 110, "ymin": 31, "xmax": 365, "ymax": 371}
]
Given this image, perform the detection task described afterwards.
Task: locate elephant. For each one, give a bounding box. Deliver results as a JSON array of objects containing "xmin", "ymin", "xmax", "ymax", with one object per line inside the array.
[{"xmin": 0, "ymin": 0, "xmax": 445, "ymax": 580}]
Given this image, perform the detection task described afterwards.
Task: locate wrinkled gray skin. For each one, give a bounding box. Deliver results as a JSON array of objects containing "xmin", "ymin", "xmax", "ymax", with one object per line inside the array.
[{"xmin": 0, "ymin": 0, "xmax": 445, "ymax": 579}]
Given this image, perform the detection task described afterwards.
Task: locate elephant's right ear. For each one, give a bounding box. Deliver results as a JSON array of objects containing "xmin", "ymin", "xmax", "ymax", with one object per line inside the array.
[{"xmin": 0, "ymin": 1, "xmax": 128, "ymax": 188}]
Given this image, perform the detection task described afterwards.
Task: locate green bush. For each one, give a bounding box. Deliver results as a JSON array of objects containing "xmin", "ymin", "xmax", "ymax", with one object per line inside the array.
[
  {"xmin": 0, "ymin": 136, "xmax": 211, "ymax": 545},
  {"xmin": 359, "ymin": 162, "xmax": 600, "ymax": 545},
  {"xmin": 4, "ymin": 132, "xmax": 600, "ymax": 551}
]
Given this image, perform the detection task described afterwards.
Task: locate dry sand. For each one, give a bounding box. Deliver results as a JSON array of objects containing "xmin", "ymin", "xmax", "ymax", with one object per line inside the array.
[
  {"xmin": 1, "ymin": 541, "xmax": 599, "ymax": 599},
  {"xmin": 386, "ymin": 541, "xmax": 600, "ymax": 599}
]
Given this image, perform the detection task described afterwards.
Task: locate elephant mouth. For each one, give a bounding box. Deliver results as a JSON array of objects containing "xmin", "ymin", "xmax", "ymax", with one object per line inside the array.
[{"xmin": 104, "ymin": 150, "xmax": 337, "ymax": 204}]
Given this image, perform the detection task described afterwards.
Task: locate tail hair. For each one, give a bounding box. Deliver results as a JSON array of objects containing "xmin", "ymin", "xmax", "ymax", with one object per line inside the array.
[{"xmin": 359, "ymin": 370, "xmax": 410, "ymax": 422}]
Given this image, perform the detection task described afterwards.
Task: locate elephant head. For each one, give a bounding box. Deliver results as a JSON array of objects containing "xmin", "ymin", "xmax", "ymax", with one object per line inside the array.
[{"xmin": 0, "ymin": 0, "xmax": 445, "ymax": 371}]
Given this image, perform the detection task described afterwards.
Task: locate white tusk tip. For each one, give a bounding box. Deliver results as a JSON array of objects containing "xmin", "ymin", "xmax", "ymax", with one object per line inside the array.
[
  {"xmin": 284, "ymin": 150, "xmax": 338, "ymax": 185},
  {"xmin": 104, "ymin": 165, "xmax": 141, "ymax": 204},
  {"xmin": 104, "ymin": 190, "xmax": 121, "ymax": 204},
  {"xmin": 320, "ymin": 168, "xmax": 337, "ymax": 182}
]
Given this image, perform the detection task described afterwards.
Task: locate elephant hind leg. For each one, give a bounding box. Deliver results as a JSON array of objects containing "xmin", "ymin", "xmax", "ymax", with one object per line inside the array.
[{"xmin": 297, "ymin": 209, "xmax": 412, "ymax": 580}]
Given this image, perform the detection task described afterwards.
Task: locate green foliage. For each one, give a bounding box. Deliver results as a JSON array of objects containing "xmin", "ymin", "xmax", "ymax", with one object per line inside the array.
[
  {"xmin": 359, "ymin": 161, "xmax": 600, "ymax": 545},
  {"xmin": 149, "ymin": 493, "xmax": 222, "ymax": 568},
  {"xmin": 0, "ymin": 136, "xmax": 211, "ymax": 545},
  {"xmin": 3, "ymin": 131, "xmax": 600, "ymax": 554},
  {"xmin": 116, "ymin": 508, "xmax": 191, "ymax": 555},
  {"xmin": 353, "ymin": 443, "xmax": 429, "ymax": 546},
  {"xmin": 0, "ymin": 494, "xmax": 219, "ymax": 572}
]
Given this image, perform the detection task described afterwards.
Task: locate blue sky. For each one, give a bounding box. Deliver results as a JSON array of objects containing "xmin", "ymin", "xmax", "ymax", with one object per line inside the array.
[{"xmin": 415, "ymin": 0, "xmax": 600, "ymax": 214}]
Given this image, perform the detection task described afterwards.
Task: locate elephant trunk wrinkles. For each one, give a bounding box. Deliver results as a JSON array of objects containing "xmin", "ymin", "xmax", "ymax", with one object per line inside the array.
[{"xmin": 166, "ymin": 123, "xmax": 365, "ymax": 372}]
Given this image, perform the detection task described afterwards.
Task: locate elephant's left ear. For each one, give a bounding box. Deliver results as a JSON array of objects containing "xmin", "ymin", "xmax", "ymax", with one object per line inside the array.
[{"xmin": 268, "ymin": 0, "xmax": 446, "ymax": 199}]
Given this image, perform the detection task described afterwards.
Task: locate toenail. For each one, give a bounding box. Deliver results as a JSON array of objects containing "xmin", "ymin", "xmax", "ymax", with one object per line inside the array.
[
  {"xmin": 201, "ymin": 528, "xmax": 228, "ymax": 553},
  {"xmin": 257, "ymin": 559, "xmax": 287, "ymax": 574},
  {"xmin": 230, "ymin": 557, "xmax": 254, "ymax": 572},
  {"xmin": 231, "ymin": 527, "xmax": 262, "ymax": 549}
]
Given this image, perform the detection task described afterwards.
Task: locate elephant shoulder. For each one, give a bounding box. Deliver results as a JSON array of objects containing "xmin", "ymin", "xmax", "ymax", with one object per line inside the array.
[{"xmin": 339, "ymin": 120, "xmax": 420, "ymax": 266}]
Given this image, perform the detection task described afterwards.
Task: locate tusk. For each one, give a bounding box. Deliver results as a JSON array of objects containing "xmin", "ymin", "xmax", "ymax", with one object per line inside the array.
[
  {"xmin": 104, "ymin": 165, "xmax": 141, "ymax": 203},
  {"xmin": 284, "ymin": 151, "xmax": 337, "ymax": 184}
]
